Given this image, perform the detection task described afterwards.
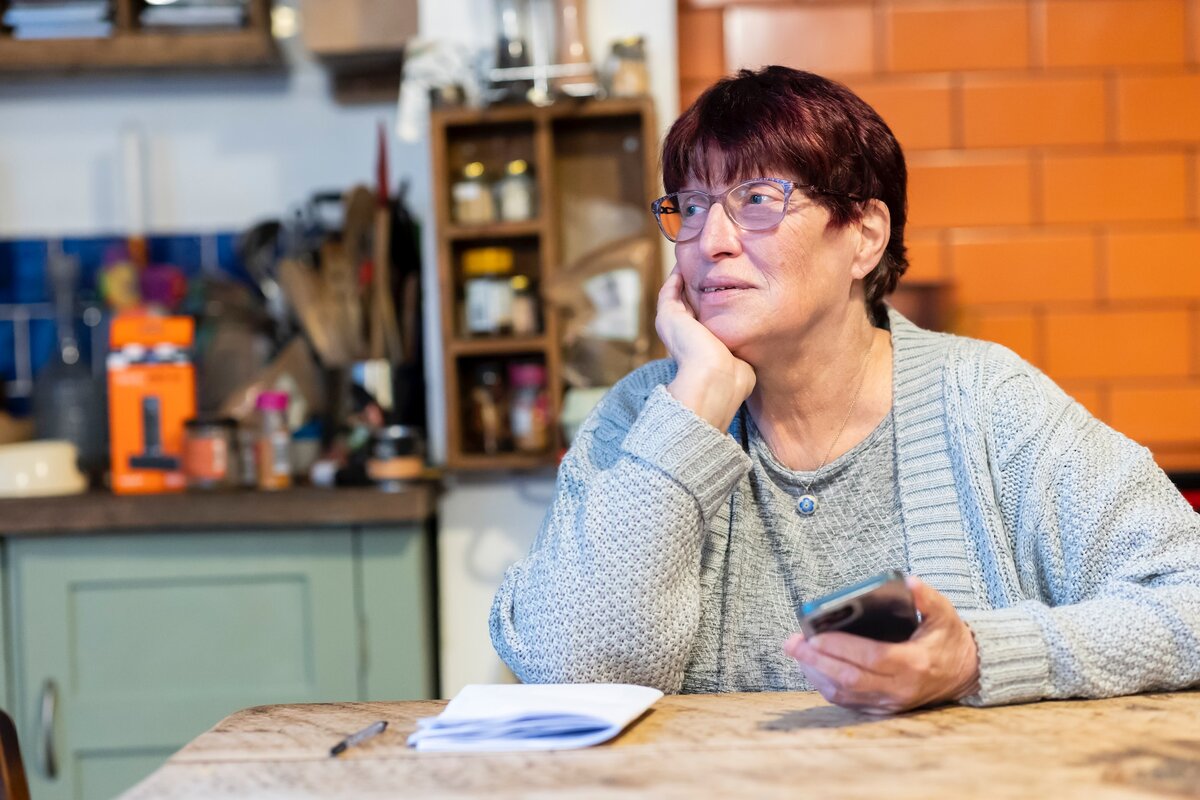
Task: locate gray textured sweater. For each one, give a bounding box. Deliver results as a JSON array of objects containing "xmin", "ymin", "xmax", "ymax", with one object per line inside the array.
[{"xmin": 490, "ymin": 310, "xmax": 1200, "ymax": 706}]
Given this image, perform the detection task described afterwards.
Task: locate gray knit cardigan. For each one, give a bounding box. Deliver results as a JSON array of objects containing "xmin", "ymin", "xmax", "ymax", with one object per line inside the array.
[{"xmin": 490, "ymin": 309, "xmax": 1200, "ymax": 706}]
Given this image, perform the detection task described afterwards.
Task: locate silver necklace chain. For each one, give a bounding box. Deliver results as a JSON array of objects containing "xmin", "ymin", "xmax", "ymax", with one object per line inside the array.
[{"xmin": 796, "ymin": 331, "xmax": 876, "ymax": 516}]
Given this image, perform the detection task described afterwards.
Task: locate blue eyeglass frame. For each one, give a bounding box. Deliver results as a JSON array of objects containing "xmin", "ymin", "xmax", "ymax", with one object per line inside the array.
[{"xmin": 649, "ymin": 177, "xmax": 865, "ymax": 243}]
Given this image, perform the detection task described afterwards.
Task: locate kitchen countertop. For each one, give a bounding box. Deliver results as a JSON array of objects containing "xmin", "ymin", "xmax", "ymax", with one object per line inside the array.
[{"xmin": 0, "ymin": 483, "xmax": 438, "ymax": 536}]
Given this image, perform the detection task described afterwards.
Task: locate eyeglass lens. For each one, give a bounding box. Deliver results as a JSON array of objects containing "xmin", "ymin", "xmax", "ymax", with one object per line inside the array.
[{"xmin": 656, "ymin": 180, "xmax": 789, "ymax": 242}]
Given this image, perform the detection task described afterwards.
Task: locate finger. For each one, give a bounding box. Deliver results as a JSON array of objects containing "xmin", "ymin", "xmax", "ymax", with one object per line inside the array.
[
  {"xmin": 807, "ymin": 632, "xmax": 895, "ymax": 676},
  {"xmin": 788, "ymin": 638, "xmax": 888, "ymax": 693},
  {"xmin": 796, "ymin": 660, "xmax": 897, "ymax": 712}
]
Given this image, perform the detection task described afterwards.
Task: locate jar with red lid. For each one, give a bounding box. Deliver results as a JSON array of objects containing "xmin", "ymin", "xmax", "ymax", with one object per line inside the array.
[{"xmin": 508, "ymin": 362, "xmax": 549, "ymax": 453}]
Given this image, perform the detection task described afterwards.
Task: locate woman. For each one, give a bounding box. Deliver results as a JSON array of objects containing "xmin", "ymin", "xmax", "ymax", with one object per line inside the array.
[{"xmin": 489, "ymin": 66, "xmax": 1200, "ymax": 713}]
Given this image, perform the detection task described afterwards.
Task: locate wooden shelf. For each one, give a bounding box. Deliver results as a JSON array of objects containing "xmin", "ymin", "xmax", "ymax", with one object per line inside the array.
[
  {"xmin": 445, "ymin": 451, "xmax": 557, "ymax": 471},
  {"xmin": 435, "ymin": 97, "xmax": 652, "ymax": 128},
  {"xmin": 0, "ymin": 30, "xmax": 279, "ymax": 71},
  {"xmin": 449, "ymin": 336, "xmax": 550, "ymax": 357},
  {"xmin": 432, "ymin": 96, "xmax": 661, "ymax": 472},
  {"xmin": 0, "ymin": 0, "xmax": 279, "ymax": 72},
  {"xmin": 446, "ymin": 220, "xmax": 543, "ymax": 241}
]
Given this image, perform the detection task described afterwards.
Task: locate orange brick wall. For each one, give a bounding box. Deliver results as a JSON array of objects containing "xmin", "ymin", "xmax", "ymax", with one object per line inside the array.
[{"xmin": 678, "ymin": 0, "xmax": 1200, "ymax": 471}]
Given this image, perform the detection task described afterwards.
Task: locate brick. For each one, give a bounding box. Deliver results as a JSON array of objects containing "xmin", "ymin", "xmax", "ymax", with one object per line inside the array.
[
  {"xmin": 908, "ymin": 155, "xmax": 1034, "ymax": 228},
  {"xmin": 1194, "ymin": 306, "xmax": 1200, "ymax": 375},
  {"xmin": 962, "ymin": 76, "xmax": 1107, "ymax": 148},
  {"xmin": 1058, "ymin": 382, "xmax": 1107, "ymax": 420},
  {"xmin": 680, "ymin": 79, "xmax": 715, "ymax": 111},
  {"xmin": 903, "ymin": 231, "xmax": 946, "ymax": 282},
  {"xmin": 724, "ymin": 5, "xmax": 875, "ymax": 76},
  {"xmin": 1044, "ymin": 0, "xmax": 1186, "ymax": 68},
  {"xmin": 1110, "ymin": 384, "xmax": 1200, "ymax": 443},
  {"xmin": 1042, "ymin": 153, "xmax": 1189, "ymax": 224},
  {"xmin": 888, "ymin": 2, "xmax": 1029, "ymax": 72},
  {"xmin": 949, "ymin": 232, "xmax": 1098, "ymax": 305},
  {"xmin": 678, "ymin": 8, "xmax": 725, "ymax": 82},
  {"xmin": 847, "ymin": 77, "xmax": 955, "ymax": 151},
  {"xmin": 1116, "ymin": 73, "xmax": 1200, "ymax": 143},
  {"xmin": 956, "ymin": 309, "xmax": 1040, "ymax": 366},
  {"xmin": 1152, "ymin": 447, "xmax": 1200, "ymax": 472},
  {"xmin": 1105, "ymin": 229, "xmax": 1200, "ymax": 300},
  {"xmin": 1044, "ymin": 310, "xmax": 1191, "ymax": 379}
]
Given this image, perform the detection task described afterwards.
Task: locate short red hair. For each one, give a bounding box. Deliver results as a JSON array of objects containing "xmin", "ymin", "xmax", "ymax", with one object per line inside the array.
[{"xmin": 661, "ymin": 66, "xmax": 908, "ymax": 323}]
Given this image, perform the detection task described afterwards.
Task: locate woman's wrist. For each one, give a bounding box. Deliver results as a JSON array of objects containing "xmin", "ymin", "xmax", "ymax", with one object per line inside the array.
[{"xmin": 668, "ymin": 366, "xmax": 751, "ymax": 431}]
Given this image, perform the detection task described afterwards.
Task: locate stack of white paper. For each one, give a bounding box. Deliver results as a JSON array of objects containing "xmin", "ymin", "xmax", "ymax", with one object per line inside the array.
[{"xmin": 407, "ymin": 683, "xmax": 663, "ymax": 752}]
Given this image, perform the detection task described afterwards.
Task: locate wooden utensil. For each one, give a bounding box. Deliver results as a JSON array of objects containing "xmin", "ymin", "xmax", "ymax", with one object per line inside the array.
[
  {"xmin": 278, "ymin": 258, "xmax": 350, "ymax": 367},
  {"xmin": 319, "ymin": 239, "xmax": 363, "ymax": 361}
]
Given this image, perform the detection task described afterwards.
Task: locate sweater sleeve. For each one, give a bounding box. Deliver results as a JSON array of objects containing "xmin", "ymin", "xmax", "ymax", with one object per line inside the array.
[
  {"xmin": 960, "ymin": 350, "xmax": 1200, "ymax": 706},
  {"xmin": 489, "ymin": 368, "xmax": 752, "ymax": 692}
]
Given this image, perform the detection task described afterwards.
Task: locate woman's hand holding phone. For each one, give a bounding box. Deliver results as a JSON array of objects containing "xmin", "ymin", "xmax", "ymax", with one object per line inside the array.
[
  {"xmin": 657, "ymin": 266, "xmax": 756, "ymax": 432},
  {"xmin": 784, "ymin": 576, "xmax": 981, "ymax": 715}
]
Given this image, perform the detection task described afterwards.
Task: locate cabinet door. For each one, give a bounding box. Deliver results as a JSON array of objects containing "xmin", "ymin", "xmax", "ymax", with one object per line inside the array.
[
  {"xmin": 358, "ymin": 527, "xmax": 437, "ymax": 700},
  {"xmin": 7, "ymin": 531, "xmax": 360, "ymax": 800}
]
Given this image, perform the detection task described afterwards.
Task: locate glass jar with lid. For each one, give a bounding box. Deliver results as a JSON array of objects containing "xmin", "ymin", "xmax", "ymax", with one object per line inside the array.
[
  {"xmin": 462, "ymin": 246, "xmax": 515, "ymax": 336},
  {"xmin": 495, "ymin": 159, "xmax": 536, "ymax": 222},
  {"xmin": 452, "ymin": 161, "xmax": 496, "ymax": 224},
  {"xmin": 183, "ymin": 417, "xmax": 239, "ymax": 490}
]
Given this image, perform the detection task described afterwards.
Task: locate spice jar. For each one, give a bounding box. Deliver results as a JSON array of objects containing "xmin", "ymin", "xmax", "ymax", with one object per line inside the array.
[
  {"xmin": 510, "ymin": 274, "xmax": 539, "ymax": 335},
  {"xmin": 508, "ymin": 361, "xmax": 549, "ymax": 452},
  {"xmin": 255, "ymin": 391, "xmax": 292, "ymax": 491},
  {"xmin": 452, "ymin": 161, "xmax": 496, "ymax": 224},
  {"xmin": 462, "ymin": 246, "xmax": 515, "ymax": 336},
  {"xmin": 183, "ymin": 417, "xmax": 238, "ymax": 490},
  {"xmin": 608, "ymin": 36, "xmax": 650, "ymax": 97},
  {"xmin": 495, "ymin": 159, "xmax": 536, "ymax": 222}
]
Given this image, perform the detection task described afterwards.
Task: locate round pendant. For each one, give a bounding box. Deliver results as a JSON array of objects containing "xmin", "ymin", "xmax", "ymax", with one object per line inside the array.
[{"xmin": 797, "ymin": 494, "xmax": 817, "ymax": 516}]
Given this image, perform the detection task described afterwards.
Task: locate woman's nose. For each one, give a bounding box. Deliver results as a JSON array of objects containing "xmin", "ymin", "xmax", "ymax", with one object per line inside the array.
[{"xmin": 698, "ymin": 202, "xmax": 741, "ymax": 259}]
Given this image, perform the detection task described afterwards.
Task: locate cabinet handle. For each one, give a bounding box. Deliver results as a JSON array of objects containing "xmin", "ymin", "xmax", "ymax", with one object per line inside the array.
[{"xmin": 37, "ymin": 679, "xmax": 58, "ymax": 780}]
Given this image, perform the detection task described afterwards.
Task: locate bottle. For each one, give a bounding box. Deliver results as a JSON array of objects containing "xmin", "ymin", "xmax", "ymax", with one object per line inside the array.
[
  {"xmin": 508, "ymin": 361, "xmax": 549, "ymax": 452},
  {"xmin": 452, "ymin": 161, "xmax": 496, "ymax": 225},
  {"xmin": 255, "ymin": 391, "xmax": 292, "ymax": 491},
  {"xmin": 510, "ymin": 274, "xmax": 539, "ymax": 335},
  {"xmin": 469, "ymin": 362, "xmax": 508, "ymax": 454},
  {"xmin": 608, "ymin": 36, "xmax": 649, "ymax": 97},
  {"xmin": 462, "ymin": 246, "xmax": 515, "ymax": 336},
  {"xmin": 552, "ymin": 0, "xmax": 599, "ymax": 97},
  {"xmin": 495, "ymin": 159, "xmax": 536, "ymax": 222},
  {"xmin": 493, "ymin": 0, "xmax": 534, "ymax": 101}
]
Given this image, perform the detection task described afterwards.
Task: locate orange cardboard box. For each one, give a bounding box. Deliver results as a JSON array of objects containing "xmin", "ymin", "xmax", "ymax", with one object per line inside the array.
[{"xmin": 107, "ymin": 316, "xmax": 196, "ymax": 495}]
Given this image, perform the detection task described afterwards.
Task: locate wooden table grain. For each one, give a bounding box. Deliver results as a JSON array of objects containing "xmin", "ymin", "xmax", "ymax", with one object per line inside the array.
[{"xmin": 120, "ymin": 691, "xmax": 1200, "ymax": 799}]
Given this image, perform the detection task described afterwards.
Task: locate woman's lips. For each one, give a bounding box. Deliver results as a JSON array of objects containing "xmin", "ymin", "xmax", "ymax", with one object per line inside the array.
[{"xmin": 696, "ymin": 278, "xmax": 753, "ymax": 293}]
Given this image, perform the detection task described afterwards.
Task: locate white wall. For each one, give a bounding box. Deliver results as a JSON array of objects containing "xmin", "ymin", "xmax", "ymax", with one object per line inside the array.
[
  {"xmin": 0, "ymin": 0, "xmax": 678, "ymax": 697},
  {"xmin": 0, "ymin": 1, "xmax": 417, "ymax": 237}
]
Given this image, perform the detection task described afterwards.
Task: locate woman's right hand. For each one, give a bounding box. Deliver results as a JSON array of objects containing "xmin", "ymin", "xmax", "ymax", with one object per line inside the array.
[{"xmin": 657, "ymin": 265, "xmax": 756, "ymax": 431}]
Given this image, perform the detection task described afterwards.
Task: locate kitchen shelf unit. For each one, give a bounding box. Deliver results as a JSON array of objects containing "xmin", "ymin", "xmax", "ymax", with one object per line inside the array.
[
  {"xmin": 431, "ymin": 97, "xmax": 660, "ymax": 471},
  {"xmin": 0, "ymin": 0, "xmax": 278, "ymax": 72}
]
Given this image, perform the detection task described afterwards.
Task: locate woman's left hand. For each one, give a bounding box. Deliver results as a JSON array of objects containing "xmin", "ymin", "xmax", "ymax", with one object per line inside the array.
[{"xmin": 783, "ymin": 577, "xmax": 980, "ymax": 715}]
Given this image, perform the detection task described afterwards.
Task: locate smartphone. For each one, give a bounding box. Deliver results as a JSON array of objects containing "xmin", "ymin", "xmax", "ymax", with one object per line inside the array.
[{"xmin": 798, "ymin": 570, "xmax": 919, "ymax": 643}]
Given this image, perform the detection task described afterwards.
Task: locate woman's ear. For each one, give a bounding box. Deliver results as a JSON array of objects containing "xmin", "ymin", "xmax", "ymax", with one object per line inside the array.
[{"xmin": 849, "ymin": 199, "xmax": 891, "ymax": 280}]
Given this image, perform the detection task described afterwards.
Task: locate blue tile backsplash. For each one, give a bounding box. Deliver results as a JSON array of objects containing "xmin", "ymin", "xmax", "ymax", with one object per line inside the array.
[{"xmin": 0, "ymin": 231, "xmax": 248, "ymax": 403}]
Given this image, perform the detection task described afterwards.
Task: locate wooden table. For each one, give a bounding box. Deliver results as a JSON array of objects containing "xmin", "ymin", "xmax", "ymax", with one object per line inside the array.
[{"xmin": 119, "ymin": 690, "xmax": 1200, "ymax": 799}]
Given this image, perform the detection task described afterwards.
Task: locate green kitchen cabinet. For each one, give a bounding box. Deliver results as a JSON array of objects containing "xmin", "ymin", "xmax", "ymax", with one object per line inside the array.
[{"xmin": 2, "ymin": 525, "xmax": 435, "ymax": 800}]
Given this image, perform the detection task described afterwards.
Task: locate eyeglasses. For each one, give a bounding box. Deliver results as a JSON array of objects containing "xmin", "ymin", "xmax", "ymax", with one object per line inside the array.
[{"xmin": 650, "ymin": 178, "xmax": 863, "ymax": 243}]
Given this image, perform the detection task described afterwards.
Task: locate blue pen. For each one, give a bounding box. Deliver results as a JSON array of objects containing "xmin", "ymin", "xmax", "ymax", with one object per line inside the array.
[{"xmin": 330, "ymin": 720, "xmax": 388, "ymax": 756}]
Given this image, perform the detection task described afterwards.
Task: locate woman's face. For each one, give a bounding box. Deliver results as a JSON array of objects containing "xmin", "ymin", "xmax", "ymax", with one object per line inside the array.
[{"xmin": 673, "ymin": 174, "xmax": 864, "ymax": 362}]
